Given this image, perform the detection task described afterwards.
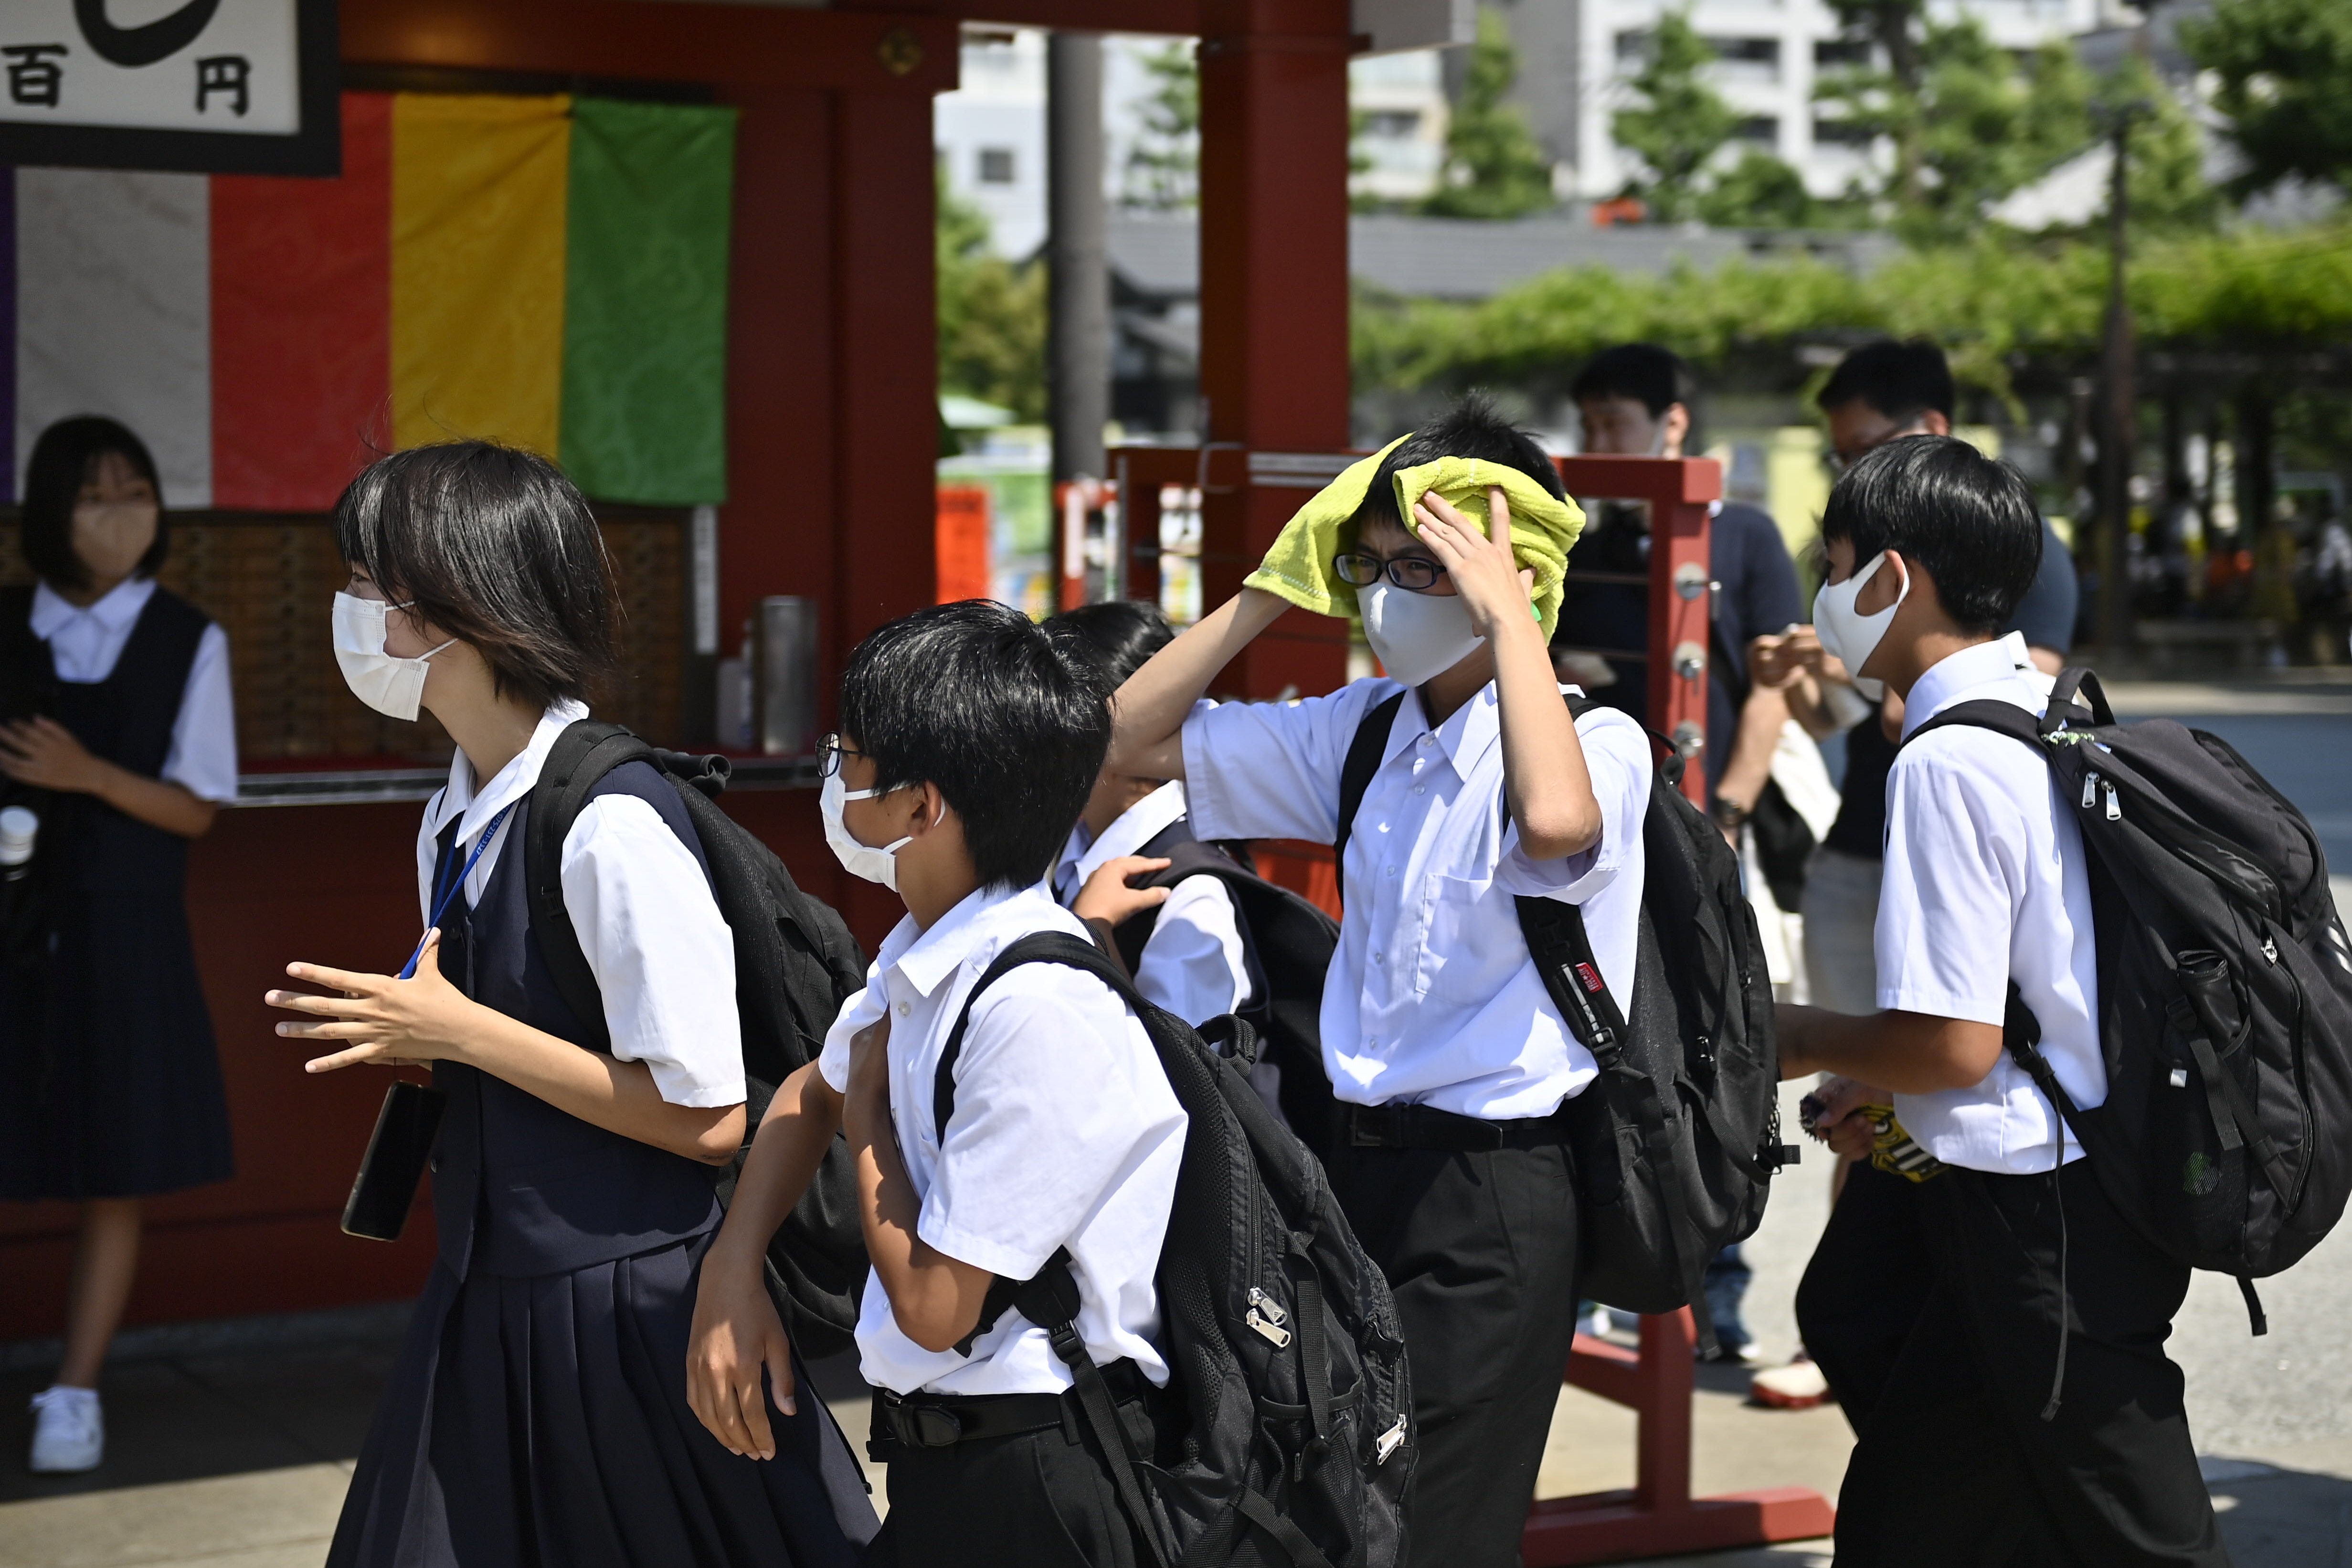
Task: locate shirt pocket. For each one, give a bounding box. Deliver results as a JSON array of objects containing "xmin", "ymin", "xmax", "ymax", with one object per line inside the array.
[{"xmin": 1413, "ymin": 873, "xmax": 1500, "ymax": 998}]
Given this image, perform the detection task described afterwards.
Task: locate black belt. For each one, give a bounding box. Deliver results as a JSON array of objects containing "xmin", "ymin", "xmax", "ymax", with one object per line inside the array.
[
  {"xmin": 1341, "ymin": 1102, "xmax": 1563, "ymax": 1151},
  {"xmin": 869, "ymin": 1357, "xmax": 1152, "ymax": 1456}
]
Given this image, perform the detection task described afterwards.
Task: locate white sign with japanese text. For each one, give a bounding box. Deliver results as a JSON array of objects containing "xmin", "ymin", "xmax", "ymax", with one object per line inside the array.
[{"xmin": 0, "ymin": 1, "xmax": 300, "ymax": 137}]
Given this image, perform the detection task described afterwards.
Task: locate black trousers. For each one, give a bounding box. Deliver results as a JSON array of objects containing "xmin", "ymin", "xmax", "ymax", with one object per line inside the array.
[
  {"xmin": 1834, "ymin": 1161, "xmax": 2229, "ymax": 1568},
  {"xmin": 1794, "ymin": 1159, "xmax": 1938, "ymax": 1434},
  {"xmin": 1326, "ymin": 1134, "xmax": 1579, "ymax": 1568},
  {"xmin": 865, "ymin": 1398, "xmax": 1156, "ymax": 1568}
]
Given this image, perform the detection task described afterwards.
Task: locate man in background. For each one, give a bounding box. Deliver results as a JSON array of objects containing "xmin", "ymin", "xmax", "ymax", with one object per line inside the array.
[{"xmin": 1559, "ymin": 342, "xmax": 1805, "ymax": 1361}]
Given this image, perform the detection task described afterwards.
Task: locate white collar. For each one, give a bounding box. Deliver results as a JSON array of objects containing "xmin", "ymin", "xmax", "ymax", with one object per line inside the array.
[
  {"xmin": 30, "ymin": 575, "xmax": 155, "ymax": 638},
  {"xmin": 1067, "ymin": 782, "xmax": 1189, "ymax": 888},
  {"xmin": 1902, "ymin": 636, "xmax": 2039, "ymax": 739},
  {"xmin": 424, "ymin": 699, "xmax": 591, "ymax": 849},
  {"xmin": 881, "ymin": 879, "xmax": 1063, "ymax": 1000},
  {"xmin": 1380, "ymin": 679, "xmax": 1505, "ymax": 780}
]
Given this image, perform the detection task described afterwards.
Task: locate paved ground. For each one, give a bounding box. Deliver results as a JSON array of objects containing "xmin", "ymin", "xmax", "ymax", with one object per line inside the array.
[{"xmin": 8, "ymin": 672, "xmax": 2352, "ymax": 1566}]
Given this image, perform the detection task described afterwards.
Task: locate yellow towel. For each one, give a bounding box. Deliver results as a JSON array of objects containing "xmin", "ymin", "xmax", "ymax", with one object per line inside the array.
[{"xmin": 1243, "ymin": 441, "xmax": 1586, "ymax": 638}]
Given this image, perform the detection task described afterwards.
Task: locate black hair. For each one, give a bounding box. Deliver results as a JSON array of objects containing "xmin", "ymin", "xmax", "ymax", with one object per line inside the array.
[
  {"xmin": 1817, "ymin": 339, "xmax": 1955, "ymax": 424},
  {"xmin": 333, "ymin": 442, "xmax": 616, "ymax": 712},
  {"xmin": 21, "ymin": 416, "xmax": 170, "ymax": 592},
  {"xmin": 1045, "ymin": 599, "xmax": 1174, "ymax": 696},
  {"xmin": 1569, "ymin": 343, "xmax": 1690, "ymax": 420},
  {"xmin": 1820, "ymin": 435, "xmax": 2041, "ymax": 634},
  {"xmin": 1350, "ymin": 393, "xmax": 1566, "ymax": 536},
  {"xmin": 839, "ymin": 599, "xmax": 1109, "ymax": 891}
]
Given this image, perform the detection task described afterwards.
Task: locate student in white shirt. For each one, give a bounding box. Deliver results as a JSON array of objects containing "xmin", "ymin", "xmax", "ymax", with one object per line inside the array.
[
  {"xmin": 267, "ymin": 443, "xmax": 876, "ymax": 1568},
  {"xmin": 1045, "ymin": 600, "xmax": 1256, "ymax": 1027},
  {"xmin": 0, "ymin": 417, "xmax": 239, "ymax": 1476},
  {"xmin": 1105, "ymin": 403, "xmax": 1653, "ymax": 1568},
  {"xmin": 689, "ymin": 600, "xmax": 1187, "ymax": 1568},
  {"xmin": 1777, "ymin": 436, "xmax": 2225, "ymax": 1567}
]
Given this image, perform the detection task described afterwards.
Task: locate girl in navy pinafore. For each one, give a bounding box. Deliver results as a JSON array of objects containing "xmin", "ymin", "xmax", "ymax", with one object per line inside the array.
[{"xmin": 269, "ymin": 444, "xmax": 876, "ymax": 1568}]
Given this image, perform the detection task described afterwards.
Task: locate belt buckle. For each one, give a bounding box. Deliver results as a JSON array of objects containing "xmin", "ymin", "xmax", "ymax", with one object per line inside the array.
[
  {"xmin": 909, "ymin": 1404, "xmax": 964, "ymax": 1448},
  {"xmin": 1350, "ymin": 1105, "xmax": 1402, "ymax": 1148}
]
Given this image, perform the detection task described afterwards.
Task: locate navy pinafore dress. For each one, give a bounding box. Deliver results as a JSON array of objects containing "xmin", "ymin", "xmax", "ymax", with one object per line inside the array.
[
  {"xmin": 328, "ymin": 761, "xmax": 878, "ymax": 1568},
  {"xmin": 0, "ymin": 584, "xmax": 233, "ymax": 1200}
]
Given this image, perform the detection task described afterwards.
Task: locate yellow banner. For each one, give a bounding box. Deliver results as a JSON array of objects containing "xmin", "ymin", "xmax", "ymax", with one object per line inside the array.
[{"xmin": 390, "ymin": 94, "xmax": 572, "ymax": 456}]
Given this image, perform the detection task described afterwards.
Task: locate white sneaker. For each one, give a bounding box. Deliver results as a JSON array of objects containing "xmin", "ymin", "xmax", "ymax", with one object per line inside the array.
[{"xmin": 29, "ymin": 1385, "xmax": 103, "ymax": 1473}]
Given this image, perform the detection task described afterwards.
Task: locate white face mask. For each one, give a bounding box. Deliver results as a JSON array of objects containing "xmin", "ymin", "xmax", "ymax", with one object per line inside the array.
[
  {"xmin": 1811, "ymin": 551, "xmax": 1909, "ymax": 702},
  {"xmin": 333, "ymin": 591, "xmax": 456, "ymax": 722},
  {"xmin": 1357, "ymin": 581, "xmax": 1486, "ymax": 689},
  {"xmin": 821, "ymin": 771, "xmax": 921, "ymax": 892}
]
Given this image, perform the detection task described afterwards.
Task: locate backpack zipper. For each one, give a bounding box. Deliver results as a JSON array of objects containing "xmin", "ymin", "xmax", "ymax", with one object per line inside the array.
[
  {"xmin": 2105, "ymin": 783, "xmax": 2122, "ymax": 823},
  {"xmin": 1375, "ymin": 1412, "xmax": 1408, "ymax": 1464},
  {"xmin": 2082, "ymin": 771, "xmax": 2100, "ymax": 810}
]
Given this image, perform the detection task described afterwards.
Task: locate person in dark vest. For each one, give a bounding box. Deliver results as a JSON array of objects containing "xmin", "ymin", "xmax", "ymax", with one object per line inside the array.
[
  {"xmin": 265, "ymin": 443, "xmax": 876, "ymax": 1568},
  {"xmin": 0, "ymin": 416, "xmax": 237, "ymax": 1475}
]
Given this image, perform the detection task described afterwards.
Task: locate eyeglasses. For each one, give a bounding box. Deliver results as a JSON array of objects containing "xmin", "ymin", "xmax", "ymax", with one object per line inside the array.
[
  {"xmin": 1333, "ymin": 551, "xmax": 1451, "ymax": 593},
  {"xmin": 816, "ymin": 734, "xmax": 868, "ymax": 778}
]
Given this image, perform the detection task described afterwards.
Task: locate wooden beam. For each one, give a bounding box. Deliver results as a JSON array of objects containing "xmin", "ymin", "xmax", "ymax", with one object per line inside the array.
[{"xmin": 343, "ymin": 0, "xmax": 959, "ymax": 94}]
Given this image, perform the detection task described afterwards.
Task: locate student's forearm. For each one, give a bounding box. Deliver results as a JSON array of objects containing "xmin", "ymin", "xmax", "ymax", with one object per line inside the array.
[
  {"xmin": 88, "ymin": 763, "xmax": 219, "ymax": 838},
  {"xmin": 1776, "ymin": 1005, "xmax": 2005, "ymax": 1092},
  {"xmin": 1782, "ymin": 675, "xmax": 1840, "ymax": 741},
  {"xmin": 1717, "ymin": 684, "xmax": 1787, "ymax": 812},
  {"xmin": 843, "ymin": 1093, "xmax": 993, "ymax": 1354},
  {"xmin": 454, "ymin": 1011, "xmax": 746, "ymax": 1163},
  {"xmin": 1494, "ymin": 611, "xmax": 1600, "ymax": 858},
  {"xmin": 706, "ymin": 1063, "xmax": 844, "ymax": 1273},
  {"xmin": 1107, "ymin": 587, "xmax": 1288, "ymax": 777}
]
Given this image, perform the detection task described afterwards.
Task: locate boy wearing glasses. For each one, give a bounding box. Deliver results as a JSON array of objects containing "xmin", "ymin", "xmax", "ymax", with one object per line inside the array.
[{"xmin": 1106, "ymin": 400, "xmax": 1652, "ymax": 1568}]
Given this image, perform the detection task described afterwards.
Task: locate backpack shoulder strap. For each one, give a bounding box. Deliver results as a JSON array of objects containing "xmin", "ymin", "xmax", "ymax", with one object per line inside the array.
[
  {"xmin": 523, "ymin": 719, "xmax": 661, "ymax": 1050},
  {"xmin": 1333, "ymin": 690, "xmax": 1407, "ymax": 875},
  {"xmin": 1901, "ymin": 697, "xmax": 2051, "ymax": 752},
  {"xmin": 927, "ymin": 929, "xmax": 1177, "ymax": 1568}
]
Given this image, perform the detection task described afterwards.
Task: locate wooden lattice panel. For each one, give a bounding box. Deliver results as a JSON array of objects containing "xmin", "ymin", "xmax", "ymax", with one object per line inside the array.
[{"xmin": 0, "ymin": 512, "xmax": 686, "ymax": 764}]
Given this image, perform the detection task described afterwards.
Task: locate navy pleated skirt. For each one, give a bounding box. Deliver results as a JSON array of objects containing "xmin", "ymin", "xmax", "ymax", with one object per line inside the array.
[{"xmin": 328, "ymin": 1236, "xmax": 879, "ymax": 1568}]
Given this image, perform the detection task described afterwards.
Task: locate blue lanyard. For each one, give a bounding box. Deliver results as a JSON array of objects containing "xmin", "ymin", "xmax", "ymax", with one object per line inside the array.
[{"xmin": 402, "ymin": 802, "xmax": 516, "ymax": 979}]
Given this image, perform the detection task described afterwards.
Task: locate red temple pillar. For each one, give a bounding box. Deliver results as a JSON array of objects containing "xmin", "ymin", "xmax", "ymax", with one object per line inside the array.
[{"xmin": 1197, "ymin": 0, "xmax": 1354, "ymax": 700}]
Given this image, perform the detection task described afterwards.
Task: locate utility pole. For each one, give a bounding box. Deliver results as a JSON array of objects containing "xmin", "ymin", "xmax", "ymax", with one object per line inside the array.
[
  {"xmin": 2095, "ymin": 99, "xmax": 2146, "ymax": 654},
  {"xmin": 1047, "ymin": 32, "xmax": 1110, "ymax": 489}
]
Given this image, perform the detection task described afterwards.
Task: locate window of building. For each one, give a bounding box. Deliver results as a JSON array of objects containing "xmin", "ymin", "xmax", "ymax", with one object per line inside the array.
[
  {"xmin": 1812, "ymin": 116, "xmax": 1875, "ymax": 146},
  {"xmin": 1814, "ymin": 39, "xmax": 1870, "ymax": 68},
  {"xmin": 977, "ymin": 146, "xmax": 1017, "ymax": 184},
  {"xmin": 1361, "ymin": 110, "xmax": 1422, "ymax": 139},
  {"xmin": 1734, "ymin": 116, "xmax": 1780, "ymax": 143}
]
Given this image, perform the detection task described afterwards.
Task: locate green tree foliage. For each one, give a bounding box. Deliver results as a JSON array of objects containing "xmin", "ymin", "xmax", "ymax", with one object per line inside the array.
[
  {"xmin": 2182, "ymin": 0, "xmax": 2352, "ymax": 197},
  {"xmin": 1422, "ymin": 6, "xmax": 1555, "ymax": 220},
  {"xmin": 1353, "ymin": 222, "xmax": 2352, "ymax": 404},
  {"xmin": 1610, "ymin": 10, "xmax": 1740, "ymax": 222},
  {"xmin": 1123, "ymin": 42, "xmax": 1200, "ymax": 212},
  {"xmin": 1816, "ymin": 6, "xmax": 2095, "ymax": 234},
  {"xmin": 1697, "ymin": 148, "xmax": 1821, "ymax": 228},
  {"xmin": 2099, "ymin": 55, "xmax": 2220, "ymax": 232},
  {"xmin": 937, "ymin": 177, "xmax": 1046, "ymax": 423}
]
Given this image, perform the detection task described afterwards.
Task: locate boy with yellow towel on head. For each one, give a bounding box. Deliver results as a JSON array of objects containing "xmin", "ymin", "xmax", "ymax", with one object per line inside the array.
[{"xmin": 1106, "ymin": 398, "xmax": 1653, "ymax": 1568}]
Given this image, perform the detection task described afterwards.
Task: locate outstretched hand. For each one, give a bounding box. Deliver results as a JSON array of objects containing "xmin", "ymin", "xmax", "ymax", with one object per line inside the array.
[
  {"xmin": 266, "ymin": 932, "xmax": 486, "ymax": 1073},
  {"xmin": 688, "ymin": 1250, "xmax": 797, "ymax": 1459},
  {"xmin": 1412, "ymin": 487, "xmax": 1537, "ymax": 641},
  {"xmin": 1071, "ymin": 855, "xmax": 1174, "ymax": 927}
]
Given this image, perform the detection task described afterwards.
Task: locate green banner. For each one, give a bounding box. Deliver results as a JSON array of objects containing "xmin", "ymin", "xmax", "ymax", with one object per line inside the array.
[{"xmin": 560, "ymin": 98, "xmax": 736, "ymax": 505}]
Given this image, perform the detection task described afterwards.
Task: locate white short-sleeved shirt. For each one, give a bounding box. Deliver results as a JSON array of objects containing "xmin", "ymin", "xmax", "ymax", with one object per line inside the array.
[
  {"xmin": 1181, "ymin": 678, "xmax": 1652, "ymax": 1121},
  {"xmin": 31, "ymin": 577, "xmax": 238, "ymax": 803},
  {"xmin": 1052, "ymin": 781, "xmax": 1254, "ymax": 1028},
  {"xmin": 818, "ymin": 882, "xmax": 1187, "ymax": 1398},
  {"xmin": 1881, "ymin": 637, "xmax": 2103, "ymax": 1173},
  {"xmin": 413, "ymin": 700, "xmax": 746, "ymax": 1109}
]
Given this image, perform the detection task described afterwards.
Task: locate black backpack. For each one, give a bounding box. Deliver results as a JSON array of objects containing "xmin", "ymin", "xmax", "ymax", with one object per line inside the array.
[
  {"xmin": 1910, "ymin": 669, "xmax": 2352, "ymax": 1329},
  {"xmin": 523, "ymin": 720, "xmax": 869, "ymax": 1359},
  {"xmin": 939, "ymin": 932, "xmax": 1411, "ymax": 1568},
  {"xmin": 1335, "ymin": 691, "xmax": 1792, "ymax": 1335},
  {"xmin": 1114, "ymin": 818, "xmax": 1343, "ymax": 1145}
]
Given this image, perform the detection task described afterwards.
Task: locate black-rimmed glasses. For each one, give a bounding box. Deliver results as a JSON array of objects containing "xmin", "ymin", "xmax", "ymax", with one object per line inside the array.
[
  {"xmin": 1333, "ymin": 551, "xmax": 1451, "ymax": 593},
  {"xmin": 816, "ymin": 733, "xmax": 867, "ymax": 778}
]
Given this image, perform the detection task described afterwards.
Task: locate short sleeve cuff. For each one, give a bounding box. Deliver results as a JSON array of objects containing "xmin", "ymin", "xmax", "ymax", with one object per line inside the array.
[
  {"xmin": 639, "ymin": 1058, "xmax": 747, "ymax": 1109},
  {"xmin": 917, "ymin": 1204, "xmax": 1050, "ymax": 1283},
  {"xmin": 1876, "ymin": 987, "xmax": 2010, "ymax": 1029},
  {"xmin": 1178, "ymin": 701, "xmax": 1240, "ymax": 840}
]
